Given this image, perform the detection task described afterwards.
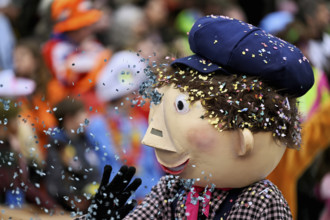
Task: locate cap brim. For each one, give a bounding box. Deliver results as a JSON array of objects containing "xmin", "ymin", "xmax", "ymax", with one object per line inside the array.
[
  {"xmin": 54, "ymin": 10, "xmax": 102, "ymax": 33},
  {"xmin": 171, "ymin": 54, "xmax": 228, "ymax": 74}
]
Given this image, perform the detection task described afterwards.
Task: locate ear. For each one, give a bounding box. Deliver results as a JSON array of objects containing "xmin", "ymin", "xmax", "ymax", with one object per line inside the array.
[{"xmin": 236, "ymin": 129, "xmax": 254, "ymax": 156}]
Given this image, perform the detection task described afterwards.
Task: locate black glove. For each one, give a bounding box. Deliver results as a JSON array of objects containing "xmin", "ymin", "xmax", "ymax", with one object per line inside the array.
[{"xmin": 87, "ymin": 165, "xmax": 142, "ymax": 220}]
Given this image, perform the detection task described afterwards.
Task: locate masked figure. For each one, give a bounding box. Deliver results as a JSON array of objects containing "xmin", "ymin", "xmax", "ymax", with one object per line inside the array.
[{"xmin": 83, "ymin": 15, "xmax": 314, "ymax": 220}]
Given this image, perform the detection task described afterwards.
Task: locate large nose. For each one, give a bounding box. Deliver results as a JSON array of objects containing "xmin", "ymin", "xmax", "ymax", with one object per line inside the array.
[{"xmin": 141, "ymin": 100, "xmax": 177, "ymax": 152}]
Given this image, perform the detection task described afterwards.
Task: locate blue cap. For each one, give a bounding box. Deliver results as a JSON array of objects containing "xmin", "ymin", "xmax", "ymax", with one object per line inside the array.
[{"xmin": 171, "ymin": 15, "xmax": 314, "ymax": 97}]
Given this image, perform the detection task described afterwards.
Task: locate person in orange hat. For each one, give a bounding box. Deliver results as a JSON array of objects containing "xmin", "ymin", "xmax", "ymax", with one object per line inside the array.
[
  {"xmin": 51, "ymin": 0, "xmax": 102, "ymax": 34},
  {"xmin": 42, "ymin": 0, "xmax": 111, "ymax": 110}
]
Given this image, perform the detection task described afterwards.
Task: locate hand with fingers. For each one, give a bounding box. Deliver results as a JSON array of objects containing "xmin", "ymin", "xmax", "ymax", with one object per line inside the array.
[{"xmin": 87, "ymin": 165, "xmax": 142, "ymax": 220}]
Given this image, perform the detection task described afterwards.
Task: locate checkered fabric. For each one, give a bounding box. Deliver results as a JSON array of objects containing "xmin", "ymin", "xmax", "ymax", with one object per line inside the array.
[
  {"xmin": 75, "ymin": 175, "xmax": 292, "ymax": 219},
  {"xmin": 125, "ymin": 175, "xmax": 292, "ymax": 220}
]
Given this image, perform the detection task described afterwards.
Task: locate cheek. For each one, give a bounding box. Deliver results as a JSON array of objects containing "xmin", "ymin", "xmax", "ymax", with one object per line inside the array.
[{"xmin": 186, "ymin": 127, "xmax": 217, "ymax": 152}]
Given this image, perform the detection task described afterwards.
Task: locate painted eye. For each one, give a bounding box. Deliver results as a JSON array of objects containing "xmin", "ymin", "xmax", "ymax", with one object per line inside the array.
[{"xmin": 175, "ymin": 94, "xmax": 190, "ymax": 114}]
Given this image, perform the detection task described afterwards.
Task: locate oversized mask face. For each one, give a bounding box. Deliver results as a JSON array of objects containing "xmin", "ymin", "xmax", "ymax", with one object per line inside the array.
[{"xmin": 142, "ymin": 84, "xmax": 286, "ymax": 188}]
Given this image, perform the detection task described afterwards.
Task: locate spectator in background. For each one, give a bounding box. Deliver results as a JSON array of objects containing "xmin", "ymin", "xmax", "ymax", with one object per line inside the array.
[
  {"xmin": 297, "ymin": 101, "xmax": 330, "ymax": 220},
  {"xmin": 13, "ymin": 38, "xmax": 57, "ymax": 160},
  {"xmin": 14, "ymin": 0, "xmax": 39, "ymax": 38},
  {"xmin": 45, "ymin": 98, "xmax": 100, "ymax": 214},
  {"xmin": 0, "ymin": 0, "xmax": 40, "ymax": 38},
  {"xmin": 11, "ymin": 39, "xmax": 64, "ymax": 204},
  {"xmin": 143, "ymin": 0, "xmax": 171, "ymax": 58},
  {"xmin": 34, "ymin": 0, "xmax": 54, "ymax": 43},
  {"xmin": 318, "ymin": 168, "xmax": 330, "ymax": 220},
  {"xmin": 0, "ymin": 99, "xmax": 25, "ymax": 207},
  {"xmin": 144, "ymin": 0, "xmax": 169, "ymax": 35},
  {"xmin": 171, "ymin": 0, "xmax": 247, "ymax": 57},
  {"xmin": 218, "ymin": 1, "xmax": 247, "ymax": 22},
  {"xmin": 91, "ymin": 0, "xmax": 113, "ymax": 47},
  {"xmin": 0, "ymin": 99, "xmax": 57, "ymax": 211},
  {"xmin": 238, "ymin": 0, "xmax": 276, "ymax": 25},
  {"xmin": 0, "ymin": 0, "xmax": 16, "ymax": 71},
  {"xmin": 0, "ymin": 0, "xmax": 20, "ymax": 21},
  {"xmin": 110, "ymin": 2, "xmax": 169, "ymax": 63},
  {"xmin": 109, "ymin": 4, "xmax": 148, "ymax": 52},
  {"xmin": 42, "ymin": 0, "xmax": 111, "ymax": 110},
  {"xmin": 259, "ymin": 1, "xmax": 295, "ymax": 36},
  {"xmin": 313, "ymin": 145, "xmax": 330, "ymax": 220},
  {"xmin": 42, "ymin": 0, "xmax": 125, "ymax": 180},
  {"xmin": 95, "ymin": 50, "xmax": 164, "ymax": 200},
  {"xmin": 172, "ymin": 8, "xmax": 202, "ymax": 57},
  {"xmin": 297, "ymin": 0, "xmax": 330, "ymax": 81}
]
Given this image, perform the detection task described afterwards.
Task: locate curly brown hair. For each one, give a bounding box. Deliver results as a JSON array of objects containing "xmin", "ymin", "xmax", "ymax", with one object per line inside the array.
[{"xmin": 152, "ymin": 64, "xmax": 301, "ymax": 149}]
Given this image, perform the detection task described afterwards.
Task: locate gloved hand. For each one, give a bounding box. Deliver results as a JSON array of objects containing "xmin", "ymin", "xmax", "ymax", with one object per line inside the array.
[{"xmin": 87, "ymin": 165, "xmax": 142, "ymax": 220}]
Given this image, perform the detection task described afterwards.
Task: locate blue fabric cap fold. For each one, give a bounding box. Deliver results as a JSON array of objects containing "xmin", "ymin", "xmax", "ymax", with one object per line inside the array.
[{"xmin": 171, "ymin": 15, "xmax": 314, "ymax": 97}]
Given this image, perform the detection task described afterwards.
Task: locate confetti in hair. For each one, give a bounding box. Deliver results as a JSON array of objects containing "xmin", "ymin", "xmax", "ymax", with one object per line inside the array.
[{"xmin": 142, "ymin": 63, "xmax": 302, "ymax": 148}]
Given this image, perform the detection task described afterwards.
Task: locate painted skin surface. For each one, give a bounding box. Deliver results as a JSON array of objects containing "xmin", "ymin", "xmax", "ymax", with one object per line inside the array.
[{"xmin": 142, "ymin": 84, "xmax": 286, "ymax": 188}]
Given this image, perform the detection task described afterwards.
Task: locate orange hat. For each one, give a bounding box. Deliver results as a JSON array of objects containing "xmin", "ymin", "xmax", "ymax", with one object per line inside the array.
[{"xmin": 51, "ymin": 0, "xmax": 102, "ymax": 33}]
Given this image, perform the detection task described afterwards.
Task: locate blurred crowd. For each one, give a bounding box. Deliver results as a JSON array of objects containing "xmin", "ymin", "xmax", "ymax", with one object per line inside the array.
[{"xmin": 0, "ymin": 0, "xmax": 330, "ymax": 219}]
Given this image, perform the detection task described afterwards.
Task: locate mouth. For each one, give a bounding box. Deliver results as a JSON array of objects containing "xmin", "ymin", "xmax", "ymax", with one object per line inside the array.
[{"xmin": 160, "ymin": 159, "xmax": 190, "ymax": 175}]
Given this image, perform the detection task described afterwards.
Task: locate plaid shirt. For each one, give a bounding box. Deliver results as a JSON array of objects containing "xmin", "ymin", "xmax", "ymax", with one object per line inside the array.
[
  {"xmin": 75, "ymin": 175, "xmax": 292, "ymax": 220},
  {"xmin": 124, "ymin": 175, "xmax": 292, "ymax": 220}
]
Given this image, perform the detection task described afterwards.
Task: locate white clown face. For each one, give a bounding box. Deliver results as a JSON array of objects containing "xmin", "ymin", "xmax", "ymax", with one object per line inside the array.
[{"xmin": 142, "ymin": 84, "xmax": 286, "ymax": 188}]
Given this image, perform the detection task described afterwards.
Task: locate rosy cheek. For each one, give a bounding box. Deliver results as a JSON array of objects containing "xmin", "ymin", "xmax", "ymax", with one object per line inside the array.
[{"xmin": 187, "ymin": 128, "xmax": 216, "ymax": 152}]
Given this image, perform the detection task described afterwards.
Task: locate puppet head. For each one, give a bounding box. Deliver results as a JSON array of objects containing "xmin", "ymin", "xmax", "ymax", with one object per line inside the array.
[{"xmin": 141, "ymin": 15, "xmax": 314, "ymax": 188}]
